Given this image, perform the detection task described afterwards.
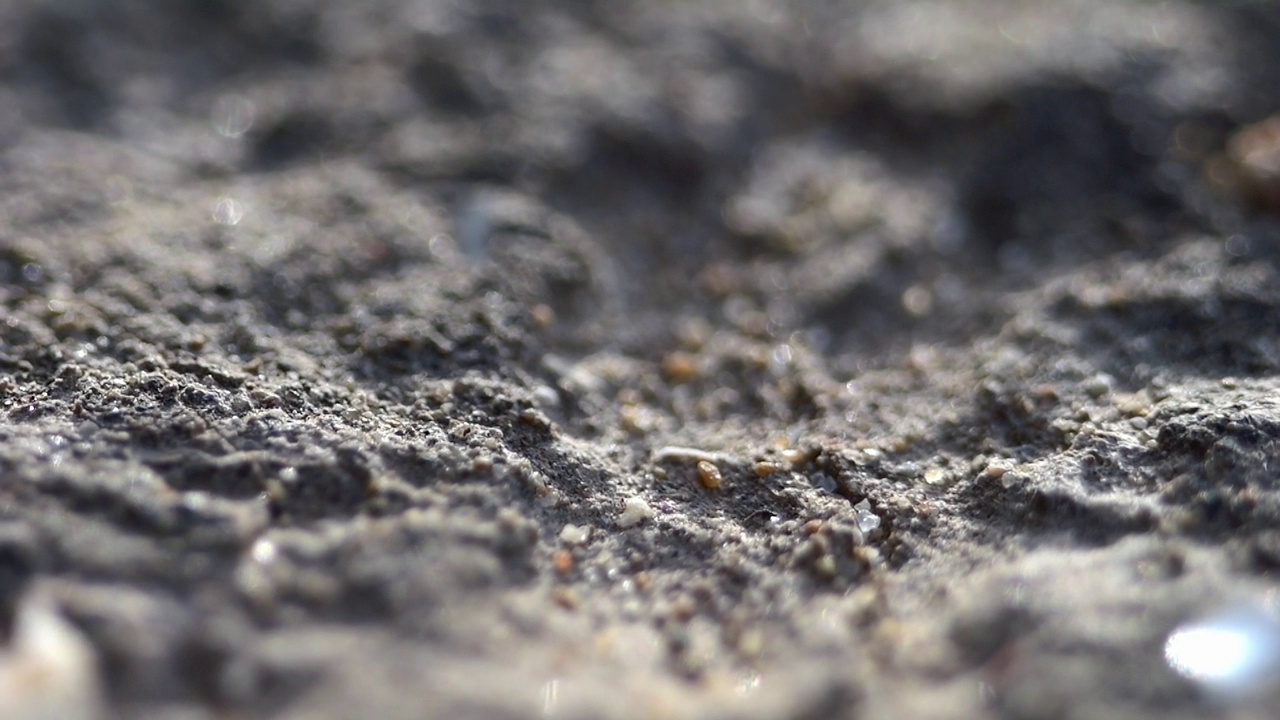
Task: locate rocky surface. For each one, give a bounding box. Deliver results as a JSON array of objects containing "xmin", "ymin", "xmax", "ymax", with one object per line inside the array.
[{"xmin": 3, "ymin": 1, "xmax": 1280, "ymax": 718}]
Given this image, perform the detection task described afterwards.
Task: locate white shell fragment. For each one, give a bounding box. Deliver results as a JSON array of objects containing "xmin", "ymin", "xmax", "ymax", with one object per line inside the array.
[
  {"xmin": 617, "ymin": 496, "xmax": 655, "ymax": 528},
  {"xmin": 0, "ymin": 595, "xmax": 104, "ymax": 720}
]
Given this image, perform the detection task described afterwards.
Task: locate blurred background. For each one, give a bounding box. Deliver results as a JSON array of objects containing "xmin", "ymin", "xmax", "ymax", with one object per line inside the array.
[{"xmin": 5, "ymin": 0, "xmax": 1280, "ymax": 371}]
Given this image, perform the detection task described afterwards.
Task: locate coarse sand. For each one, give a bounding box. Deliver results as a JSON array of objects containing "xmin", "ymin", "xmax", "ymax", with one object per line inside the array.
[{"xmin": 4, "ymin": 1, "xmax": 1280, "ymax": 718}]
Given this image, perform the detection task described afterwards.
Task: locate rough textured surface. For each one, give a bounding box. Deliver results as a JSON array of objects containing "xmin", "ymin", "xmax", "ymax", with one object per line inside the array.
[{"xmin": 3, "ymin": 1, "xmax": 1280, "ymax": 718}]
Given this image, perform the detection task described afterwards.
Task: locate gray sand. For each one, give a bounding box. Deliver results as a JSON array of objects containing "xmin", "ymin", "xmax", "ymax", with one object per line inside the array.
[{"xmin": 3, "ymin": 1, "xmax": 1280, "ymax": 718}]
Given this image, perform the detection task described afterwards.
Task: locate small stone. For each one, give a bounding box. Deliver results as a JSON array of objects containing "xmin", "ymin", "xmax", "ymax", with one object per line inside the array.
[
  {"xmin": 696, "ymin": 460, "xmax": 722, "ymax": 490},
  {"xmin": 780, "ymin": 448, "xmax": 812, "ymax": 468},
  {"xmin": 263, "ymin": 479, "xmax": 286, "ymax": 505},
  {"xmin": 753, "ymin": 460, "xmax": 782, "ymax": 477},
  {"xmin": 1114, "ymin": 392, "xmax": 1150, "ymax": 417},
  {"xmin": 530, "ymin": 304, "xmax": 556, "ymax": 330},
  {"xmin": 662, "ymin": 352, "xmax": 700, "ymax": 383},
  {"xmin": 671, "ymin": 595, "xmax": 697, "ymax": 623},
  {"xmin": 618, "ymin": 496, "xmax": 655, "ymax": 528},
  {"xmin": 532, "ymin": 385, "xmax": 560, "ymax": 408},
  {"xmin": 552, "ymin": 550, "xmax": 573, "ymax": 575},
  {"xmin": 1085, "ymin": 373, "xmax": 1114, "ymax": 398},
  {"xmin": 619, "ymin": 405, "xmax": 657, "ymax": 436},
  {"xmin": 559, "ymin": 524, "xmax": 590, "ymax": 545},
  {"xmin": 552, "ymin": 588, "xmax": 579, "ymax": 610},
  {"xmin": 923, "ymin": 468, "xmax": 947, "ymax": 486},
  {"xmin": 525, "ymin": 472, "xmax": 550, "ymax": 496}
]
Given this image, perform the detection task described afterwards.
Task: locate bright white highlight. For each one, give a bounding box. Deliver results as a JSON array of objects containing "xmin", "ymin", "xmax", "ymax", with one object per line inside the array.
[{"xmin": 1165, "ymin": 608, "xmax": 1280, "ymax": 696}]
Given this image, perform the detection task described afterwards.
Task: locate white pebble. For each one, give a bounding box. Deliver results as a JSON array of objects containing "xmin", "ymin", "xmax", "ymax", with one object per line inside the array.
[
  {"xmin": 532, "ymin": 385, "xmax": 560, "ymax": 408},
  {"xmin": 559, "ymin": 524, "xmax": 590, "ymax": 545},
  {"xmin": 617, "ymin": 496, "xmax": 655, "ymax": 528},
  {"xmin": 0, "ymin": 595, "xmax": 104, "ymax": 720}
]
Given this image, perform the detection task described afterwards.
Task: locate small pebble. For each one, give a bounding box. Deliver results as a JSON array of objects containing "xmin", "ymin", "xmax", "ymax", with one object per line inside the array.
[
  {"xmin": 559, "ymin": 524, "xmax": 590, "ymax": 545},
  {"xmin": 923, "ymin": 468, "xmax": 947, "ymax": 486},
  {"xmin": 619, "ymin": 406, "xmax": 643, "ymax": 435},
  {"xmin": 552, "ymin": 588, "xmax": 579, "ymax": 610},
  {"xmin": 780, "ymin": 448, "xmax": 812, "ymax": 468},
  {"xmin": 618, "ymin": 496, "xmax": 655, "ymax": 528},
  {"xmin": 1085, "ymin": 374, "xmax": 1114, "ymax": 398},
  {"xmin": 754, "ymin": 460, "xmax": 782, "ymax": 477},
  {"xmin": 263, "ymin": 479, "xmax": 286, "ymax": 504},
  {"xmin": 633, "ymin": 572, "xmax": 652, "ymax": 592},
  {"xmin": 532, "ymin": 385, "xmax": 560, "ymax": 408},
  {"xmin": 671, "ymin": 596, "xmax": 697, "ymax": 622},
  {"xmin": 662, "ymin": 352, "xmax": 700, "ymax": 383},
  {"xmin": 530, "ymin": 304, "xmax": 556, "ymax": 330},
  {"xmin": 696, "ymin": 460, "xmax": 723, "ymax": 490},
  {"xmin": 552, "ymin": 550, "xmax": 573, "ymax": 575}
]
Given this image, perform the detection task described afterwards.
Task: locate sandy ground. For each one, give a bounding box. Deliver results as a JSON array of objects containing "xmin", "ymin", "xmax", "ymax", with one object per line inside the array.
[{"xmin": 4, "ymin": 1, "xmax": 1280, "ymax": 718}]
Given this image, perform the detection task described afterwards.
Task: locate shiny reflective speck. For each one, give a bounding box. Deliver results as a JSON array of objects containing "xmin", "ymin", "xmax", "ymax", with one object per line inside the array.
[
  {"xmin": 213, "ymin": 197, "xmax": 244, "ymax": 226},
  {"xmin": 1164, "ymin": 606, "xmax": 1280, "ymax": 696}
]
